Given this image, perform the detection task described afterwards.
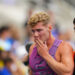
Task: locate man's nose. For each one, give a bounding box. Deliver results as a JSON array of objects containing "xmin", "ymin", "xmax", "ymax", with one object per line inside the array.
[{"xmin": 34, "ymin": 31, "xmax": 39, "ymax": 37}]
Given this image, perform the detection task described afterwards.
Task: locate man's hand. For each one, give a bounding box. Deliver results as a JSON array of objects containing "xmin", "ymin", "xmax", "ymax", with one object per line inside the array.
[{"xmin": 35, "ymin": 38, "xmax": 49, "ymax": 59}]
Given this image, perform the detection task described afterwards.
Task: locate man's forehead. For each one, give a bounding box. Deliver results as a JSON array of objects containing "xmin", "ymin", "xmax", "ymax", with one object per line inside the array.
[
  {"xmin": 31, "ymin": 26, "xmax": 46, "ymax": 29},
  {"xmin": 31, "ymin": 22, "xmax": 48, "ymax": 29}
]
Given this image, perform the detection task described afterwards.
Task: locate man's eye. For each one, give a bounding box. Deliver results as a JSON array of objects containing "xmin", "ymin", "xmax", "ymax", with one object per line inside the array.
[{"xmin": 32, "ymin": 30, "xmax": 35, "ymax": 33}]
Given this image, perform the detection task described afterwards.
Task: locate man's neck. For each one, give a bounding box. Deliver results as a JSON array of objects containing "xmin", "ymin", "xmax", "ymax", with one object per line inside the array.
[{"xmin": 46, "ymin": 35, "xmax": 55, "ymax": 49}]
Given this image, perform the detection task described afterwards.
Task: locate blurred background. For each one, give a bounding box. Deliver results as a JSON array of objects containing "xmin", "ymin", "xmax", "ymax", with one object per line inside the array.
[{"xmin": 0, "ymin": 0, "xmax": 75, "ymax": 75}]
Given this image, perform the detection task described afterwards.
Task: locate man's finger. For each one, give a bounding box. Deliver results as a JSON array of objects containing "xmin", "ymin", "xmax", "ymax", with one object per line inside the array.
[
  {"xmin": 37, "ymin": 38, "xmax": 43, "ymax": 45},
  {"xmin": 35, "ymin": 40, "xmax": 41, "ymax": 47}
]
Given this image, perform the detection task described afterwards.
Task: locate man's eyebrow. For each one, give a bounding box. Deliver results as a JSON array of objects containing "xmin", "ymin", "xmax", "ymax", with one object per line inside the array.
[{"xmin": 32, "ymin": 28, "xmax": 43, "ymax": 31}]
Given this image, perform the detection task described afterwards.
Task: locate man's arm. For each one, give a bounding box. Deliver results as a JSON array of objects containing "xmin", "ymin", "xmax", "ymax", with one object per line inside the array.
[{"xmin": 44, "ymin": 42, "xmax": 74, "ymax": 75}]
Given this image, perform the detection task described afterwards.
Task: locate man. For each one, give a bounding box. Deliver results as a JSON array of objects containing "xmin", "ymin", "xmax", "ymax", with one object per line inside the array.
[{"xmin": 28, "ymin": 12, "xmax": 74, "ymax": 75}]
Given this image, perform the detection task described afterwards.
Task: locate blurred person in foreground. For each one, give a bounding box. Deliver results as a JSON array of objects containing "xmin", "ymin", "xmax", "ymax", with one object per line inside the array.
[{"xmin": 28, "ymin": 12, "xmax": 74, "ymax": 75}]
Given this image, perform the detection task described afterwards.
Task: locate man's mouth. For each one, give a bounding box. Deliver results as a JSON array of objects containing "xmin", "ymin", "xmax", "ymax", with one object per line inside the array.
[{"xmin": 34, "ymin": 37, "xmax": 39, "ymax": 39}]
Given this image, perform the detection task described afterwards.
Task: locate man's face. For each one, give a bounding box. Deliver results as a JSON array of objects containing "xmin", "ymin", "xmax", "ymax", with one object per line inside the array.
[{"xmin": 31, "ymin": 22, "xmax": 50, "ymax": 42}]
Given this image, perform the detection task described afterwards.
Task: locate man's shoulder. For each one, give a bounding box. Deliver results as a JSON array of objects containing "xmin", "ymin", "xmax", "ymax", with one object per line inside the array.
[
  {"xmin": 59, "ymin": 41, "xmax": 73, "ymax": 53},
  {"xmin": 61, "ymin": 41, "xmax": 72, "ymax": 48}
]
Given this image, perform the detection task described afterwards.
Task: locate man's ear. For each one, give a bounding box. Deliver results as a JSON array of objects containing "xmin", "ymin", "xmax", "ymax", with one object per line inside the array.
[{"xmin": 48, "ymin": 24, "xmax": 52, "ymax": 31}]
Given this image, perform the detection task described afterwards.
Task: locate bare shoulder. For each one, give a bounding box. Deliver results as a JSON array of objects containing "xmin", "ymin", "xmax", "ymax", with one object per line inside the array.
[
  {"xmin": 29, "ymin": 44, "xmax": 36, "ymax": 57},
  {"xmin": 59, "ymin": 41, "xmax": 73, "ymax": 54}
]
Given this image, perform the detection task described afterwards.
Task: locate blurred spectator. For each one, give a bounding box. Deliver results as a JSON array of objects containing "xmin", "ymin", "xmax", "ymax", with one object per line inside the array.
[
  {"xmin": 51, "ymin": 24, "xmax": 59, "ymax": 38},
  {"xmin": 7, "ymin": 25, "xmax": 22, "ymax": 55},
  {"xmin": 0, "ymin": 58, "xmax": 13, "ymax": 75},
  {"xmin": 0, "ymin": 26, "xmax": 11, "ymax": 51},
  {"xmin": 9, "ymin": 53, "xmax": 29, "ymax": 75},
  {"xmin": 0, "ymin": 48, "xmax": 28, "ymax": 75},
  {"xmin": 0, "ymin": 50, "xmax": 4, "ymax": 69},
  {"xmin": 0, "ymin": 50, "xmax": 9, "ymax": 61},
  {"xmin": 24, "ymin": 22, "xmax": 34, "ymax": 46},
  {"xmin": 57, "ymin": 25, "xmax": 75, "ymax": 50},
  {"xmin": 0, "ymin": 57, "xmax": 13, "ymax": 75},
  {"xmin": 15, "ymin": 45, "xmax": 28, "ymax": 61},
  {"xmin": 8, "ymin": 25, "xmax": 29, "ymax": 67},
  {"xmin": 0, "ymin": 49, "xmax": 11, "ymax": 72},
  {"xmin": 0, "ymin": 24, "xmax": 29, "ymax": 75},
  {"xmin": 7, "ymin": 25, "xmax": 21, "ymax": 46},
  {"xmin": 58, "ymin": 28, "xmax": 73, "ymax": 41}
]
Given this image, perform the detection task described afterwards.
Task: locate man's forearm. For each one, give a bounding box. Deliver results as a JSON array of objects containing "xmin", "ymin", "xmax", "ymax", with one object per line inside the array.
[{"xmin": 43, "ymin": 54, "xmax": 71, "ymax": 75}]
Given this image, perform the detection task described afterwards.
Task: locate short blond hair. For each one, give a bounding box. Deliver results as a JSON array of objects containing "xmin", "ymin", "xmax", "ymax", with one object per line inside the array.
[{"xmin": 28, "ymin": 12, "xmax": 50, "ymax": 27}]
